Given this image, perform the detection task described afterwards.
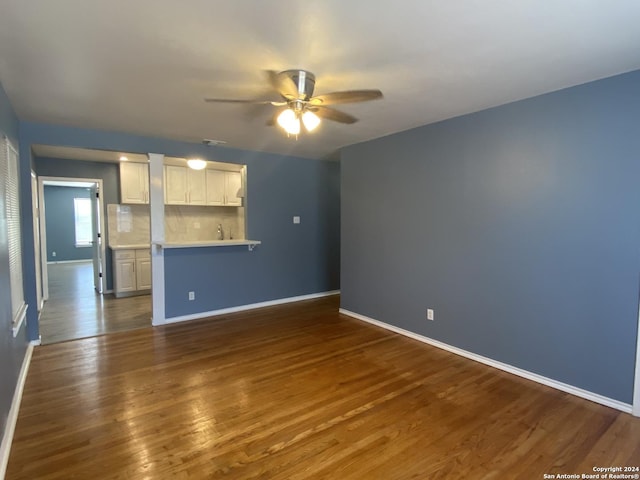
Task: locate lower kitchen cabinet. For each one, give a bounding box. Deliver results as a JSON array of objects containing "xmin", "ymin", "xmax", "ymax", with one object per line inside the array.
[{"xmin": 113, "ymin": 248, "xmax": 151, "ymax": 297}]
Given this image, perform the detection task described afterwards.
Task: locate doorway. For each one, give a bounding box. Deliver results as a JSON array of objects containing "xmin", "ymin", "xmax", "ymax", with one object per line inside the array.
[
  {"xmin": 32, "ymin": 147, "xmax": 154, "ymax": 344},
  {"xmin": 37, "ymin": 176, "xmax": 106, "ymax": 298},
  {"xmin": 36, "ymin": 176, "xmax": 112, "ymax": 344}
]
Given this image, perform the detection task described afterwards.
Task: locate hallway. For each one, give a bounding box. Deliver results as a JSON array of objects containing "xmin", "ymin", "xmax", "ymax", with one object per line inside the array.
[{"xmin": 39, "ymin": 261, "xmax": 151, "ymax": 344}]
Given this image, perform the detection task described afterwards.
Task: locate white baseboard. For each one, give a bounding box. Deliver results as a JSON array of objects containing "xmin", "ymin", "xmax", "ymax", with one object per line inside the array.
[
  {"xmin": 340, "ymin": 308, "xmax": 632, "ymax": 414},
  {"xmin": 11, "ymin": 304, "xmax": 27, "ymax": 338},
  {"xmin": 159, "ymin": 290, "xmax": 340, "ymax": 326},
  {"xmin": 0, "ymin": 343, "xmax": 34, "ymax": 479}
]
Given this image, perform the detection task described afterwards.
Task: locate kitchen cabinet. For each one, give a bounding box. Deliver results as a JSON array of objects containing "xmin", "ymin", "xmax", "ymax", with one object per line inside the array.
[
  {"xmin": 206, "ymin": 169, "xmax": 243, "ymax": 206},
  {"xmin": 113, "ymin": 249, "xmax": 151, "ymax": 297},
  {"xmin": 120, "ymin": 162, "xmax": 149, "ymax": 204},
  {"xmin": 164, "ymin": 165, "xmax": 188, "ymax": 204},
  {"xmin": 187, "ymin": 168, "xmax": 207, "ymax": 205},
  {"xmin": 225, "ymin": 171, "xmax": 243, "ymax": 206},
  {"xmin": 164, "ymin": 165, "xmax": 207, "ymax": 205},
  {"xmin": 135, "ymin": 250, "xmax": 152, "ymax": 290}
]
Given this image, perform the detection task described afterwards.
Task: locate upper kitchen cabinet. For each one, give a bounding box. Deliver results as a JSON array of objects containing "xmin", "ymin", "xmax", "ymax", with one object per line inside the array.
[
  {"xmin": 206, "ymin": 169, "xmax": 243, "ymax": 206},
  {"xmin": 187, "ymin": 168, "xmax": 207, "ymax": 205},
  {"xmin": 164, "ymin": 165, "xmax": 187, "ymax": 205},
  {"xmin": 165, "ymin": 165, "xmax": 208, "ymax": 205},
  {"xmin": 120, "ymin": 162, "xmax": 149, "ymax": 204}
]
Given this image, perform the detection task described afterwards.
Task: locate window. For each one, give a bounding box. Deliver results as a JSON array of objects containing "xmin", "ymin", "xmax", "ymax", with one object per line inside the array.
[
  {"xmin": 74, "ymin": 197, "xmax": 93, "ymax": 247},
  {"xmin": 1, "ymin": 134, "xmax": 26, "ymax": 336}
]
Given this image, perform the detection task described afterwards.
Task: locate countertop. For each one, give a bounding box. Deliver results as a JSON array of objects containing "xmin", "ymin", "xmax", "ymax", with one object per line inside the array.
[
  {"xmin": 109, "ymin": 244, "xmax": 151, "ymax": 250},
  {"xmin": 110, "ymin": 240, "xmax": 261, "ymax": 250},
  {"xmin": 155, "ymin": 240, "xmax": 261, "ymax": 249}
]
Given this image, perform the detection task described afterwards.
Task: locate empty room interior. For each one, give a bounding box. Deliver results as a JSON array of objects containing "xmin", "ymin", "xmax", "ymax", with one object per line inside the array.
[{"xmin": 1, "ymin": 1, "xmax": 640, "ymax": 478}]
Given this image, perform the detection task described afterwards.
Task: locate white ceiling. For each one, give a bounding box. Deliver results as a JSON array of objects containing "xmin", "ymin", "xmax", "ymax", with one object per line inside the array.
[{"xmin": 1, "ymin": 1, "xmax": 639, "ymax": 160}]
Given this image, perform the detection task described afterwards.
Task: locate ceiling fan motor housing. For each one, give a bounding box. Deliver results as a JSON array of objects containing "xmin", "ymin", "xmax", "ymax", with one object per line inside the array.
[{"xmin": 281, "ymin": 69, "xmax": 316, "ymax": 100}]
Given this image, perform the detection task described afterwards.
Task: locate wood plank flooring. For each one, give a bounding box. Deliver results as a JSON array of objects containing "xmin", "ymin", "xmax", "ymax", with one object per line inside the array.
[
  {"xmin": 39, "ymin": 262, "xmax": 151, "ymax": 344},
  {"xmin": 8, "ymin": 296, "xmax": 640, "ymax": 479}
]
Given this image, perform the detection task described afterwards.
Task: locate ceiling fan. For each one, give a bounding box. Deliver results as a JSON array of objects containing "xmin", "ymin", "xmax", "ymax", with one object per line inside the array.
[{"xmin": 204, "ymin": 70, "xmax": 383, "ymax": 135}]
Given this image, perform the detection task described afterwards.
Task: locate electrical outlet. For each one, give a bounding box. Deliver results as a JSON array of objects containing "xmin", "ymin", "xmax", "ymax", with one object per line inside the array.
[
  {"xmin": 427, "ymin": 308, "xmax": 434, "ymax": 321},
  {"xmin": 293, "ymin": 216, "xmax": 300, "ymax": 224},
  {"xmin": 52, "ymin": 251, "xmax": 56, "ymax": 257},
  {"xmin": 188, "ymin": 291, "xmax": 195, "ymax": 301}
]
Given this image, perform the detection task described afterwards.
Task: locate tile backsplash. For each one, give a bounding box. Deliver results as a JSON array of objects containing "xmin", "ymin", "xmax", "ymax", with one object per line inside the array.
[
  {"xmin": 107, "ymin": 204, "xmax": 245, "ymax": 246},
  {"xmin": 165, "ymin": 205, "xmax": 245, "ymax": 242},
  {"xmin": 108, "ymin": 204, "xmax": 150, "ymax": 246}
]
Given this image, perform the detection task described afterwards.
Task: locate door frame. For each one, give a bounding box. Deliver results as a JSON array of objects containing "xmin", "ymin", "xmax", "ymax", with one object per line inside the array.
[
  {"xmin": 37, "ymin": 176, "xmax": 107, "ymax": 299},
  {"xmin": 31, "ymin": 170, "xmax": 44, "ymax": 312}
]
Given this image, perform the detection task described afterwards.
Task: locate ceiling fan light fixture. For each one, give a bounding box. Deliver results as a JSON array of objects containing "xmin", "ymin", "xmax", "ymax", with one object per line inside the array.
[
  {"xmin": 187, "ymin": 158, "xmax": 207, "ymax": 170},
  {"xmin": 277, "ymin": 108, "xmax": 300, "ymax": 135},
  {"xmin": 302, "ymin": 110, "xmax": 321, "ymax": 132}
]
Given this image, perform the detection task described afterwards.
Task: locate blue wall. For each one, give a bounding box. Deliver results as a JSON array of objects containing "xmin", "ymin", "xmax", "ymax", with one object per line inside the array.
[
  {"xmin": 164, "ymin": 159, "xmax": 341, "ymax": 317},
  {"xmin": 19, "ymin": 122, "xmax": 340, "ymax": 339},
  {"xmin": 341, "ymin": 69, "xmax": 640, "ymax": 404},
  {"xmin": 35, "ymin": 157, "xmax": 120, "ymax": 288},
  {"xmin": 43, "ymin": 185, "xmax": 93, "ymax": 262},
  {"xmin": 0, "ymin": 81, "xmax": 28, "ymax": 443}
]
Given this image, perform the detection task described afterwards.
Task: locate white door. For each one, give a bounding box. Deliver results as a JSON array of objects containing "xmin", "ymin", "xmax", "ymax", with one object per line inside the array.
[
  {"xmin": 31, "ymin": 172, "xmax": 43, "ymax": 311},
  {"xmin": 90, "ymin": 184, "xmax": 103, "ymax": 293}
]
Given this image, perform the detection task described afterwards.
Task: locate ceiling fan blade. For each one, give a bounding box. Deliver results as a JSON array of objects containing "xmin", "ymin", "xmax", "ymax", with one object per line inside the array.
[
  {"xmin": 204, "ymin": 98, "xmax": 275, "ymax": 104},
  {"xmin": 310, "ymin": 89, "xmax": 383, "ymax": 105},
  {"xmin": 312, "ymin": 106, "xmax": 358, "ymax": 124},
  {"xmin": 266, "ymin": 70, "xmax": 299, "ymax": 100}
]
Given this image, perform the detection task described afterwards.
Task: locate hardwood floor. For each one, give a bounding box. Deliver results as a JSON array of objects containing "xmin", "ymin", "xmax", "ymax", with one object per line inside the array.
[
  {"xmin": 8, "ymin": 296, "xmax": 640, "ymax": 479},
  {"xmin": 39, "ymin": 261, "xmax": 151, "ymax": 344}
]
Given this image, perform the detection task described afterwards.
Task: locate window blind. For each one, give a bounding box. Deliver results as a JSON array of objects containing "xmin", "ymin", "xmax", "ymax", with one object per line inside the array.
[{"xmin": 1, "ymin": 134, "xmax": 26, "ymax": 335}]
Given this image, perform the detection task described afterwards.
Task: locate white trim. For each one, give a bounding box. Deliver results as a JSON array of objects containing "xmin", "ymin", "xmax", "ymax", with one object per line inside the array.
[
  {"xmin": 37, "ymin": 178, "xmax": 48, "ymax": 300},
  {"xmin": 340, "ymin": 308, "xmax": 633, "ymax": 414},
  {"xmin": 11, "ymin": 303, "xmax": 27, "ymax": 338},
  {"xmin": 162, "ymin": 290, "xmax": 340, "ymax": 326},
  {"xmin": 0, "ymin": 343, "xmax": 34, "ymax": 479},
  {"xmin": 31, "ymin": 170, "xmax": 43, "ymax": 314},
  {"xmin": 633, "ymin": 299, "xmax": 640, "ymax": 416},
  {"xmin": 149, "ymin": 153, "xmax": 165, "ymax": 327}
]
